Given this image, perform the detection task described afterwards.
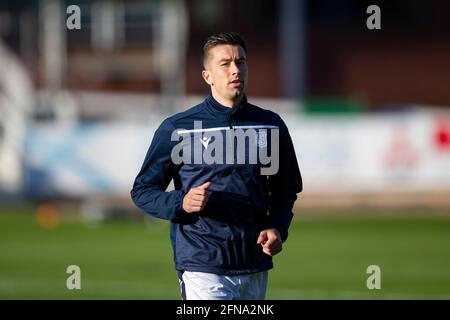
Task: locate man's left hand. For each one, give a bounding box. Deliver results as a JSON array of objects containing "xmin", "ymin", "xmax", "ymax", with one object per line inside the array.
[{"xmin": 257, "ymin": 228, "xmax": 282, "ymax": 256}]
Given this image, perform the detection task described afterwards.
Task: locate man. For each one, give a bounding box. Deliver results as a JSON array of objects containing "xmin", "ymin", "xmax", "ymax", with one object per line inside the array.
[{"xmin": 131, "ymin": 32, "xmax": 302, "ymax": 300}]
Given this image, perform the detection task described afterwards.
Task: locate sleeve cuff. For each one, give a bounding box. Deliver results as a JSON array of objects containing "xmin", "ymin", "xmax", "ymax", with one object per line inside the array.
[{"xmin": 172, "ymin": 190, "xmax": 187, "ymax": 220}]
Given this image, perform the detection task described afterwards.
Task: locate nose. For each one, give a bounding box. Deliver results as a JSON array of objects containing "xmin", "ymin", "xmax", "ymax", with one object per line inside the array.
[{"xmin": 230, "ymin": 61, "xmax": 240, "ymax": 76}]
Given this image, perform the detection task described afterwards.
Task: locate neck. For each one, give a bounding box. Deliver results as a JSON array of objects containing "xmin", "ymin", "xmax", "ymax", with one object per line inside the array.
[{"xmin": 211, "ymin": 91, "xmax": 243, "ymax": 108}]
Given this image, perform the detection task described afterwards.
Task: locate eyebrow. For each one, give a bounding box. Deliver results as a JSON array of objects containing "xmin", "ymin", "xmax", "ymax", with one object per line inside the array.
[{"xmin": 218, "ymin": 57, "xmax": 246, "ymax": 63}]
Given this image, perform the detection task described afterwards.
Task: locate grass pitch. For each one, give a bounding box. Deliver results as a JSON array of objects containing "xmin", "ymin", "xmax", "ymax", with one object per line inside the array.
[{"xmin": 1, "ymin": 205, "xmax": 449, "ymax": 299}]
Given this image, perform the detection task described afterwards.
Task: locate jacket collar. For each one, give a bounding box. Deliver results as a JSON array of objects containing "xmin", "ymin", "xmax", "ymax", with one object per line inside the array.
[{"xmin": 206, "ymin": 94, "xmax": 247, "ymax": 116}]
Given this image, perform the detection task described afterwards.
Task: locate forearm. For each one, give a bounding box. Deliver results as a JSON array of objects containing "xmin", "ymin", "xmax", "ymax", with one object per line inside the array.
[
  {"xmin": 267, "ymin": 192, "xmax": 297, "ymax": 242},
  {"xmin": 131, "ymin": 184, "xmax": 185, "ymax": 221}
]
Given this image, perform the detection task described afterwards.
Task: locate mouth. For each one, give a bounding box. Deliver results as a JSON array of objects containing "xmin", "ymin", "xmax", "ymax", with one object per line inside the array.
[{"xmin": 230, "ymin": 79, "xmax": 242, "ymax": 87}]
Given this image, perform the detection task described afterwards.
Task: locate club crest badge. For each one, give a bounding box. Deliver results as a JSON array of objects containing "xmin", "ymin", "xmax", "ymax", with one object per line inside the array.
[{"xmin": 255, "ymin": 131, "xmax": 267, "ymax": 148}]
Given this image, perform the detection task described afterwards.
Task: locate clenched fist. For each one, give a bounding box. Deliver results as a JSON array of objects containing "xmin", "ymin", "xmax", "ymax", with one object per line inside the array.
[
  {"xmin": 182, "ymin": 181, "xmax": 211, "ymax": 213},
  {"xmin": 257, "ymin": 228, "xmax": 282, "ymax": 256}
]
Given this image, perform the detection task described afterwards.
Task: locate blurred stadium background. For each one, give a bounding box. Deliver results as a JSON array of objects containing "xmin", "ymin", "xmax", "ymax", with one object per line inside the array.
[{"xmin": 1, "ymin": 0, "xmax": 450, "ymax": 299}]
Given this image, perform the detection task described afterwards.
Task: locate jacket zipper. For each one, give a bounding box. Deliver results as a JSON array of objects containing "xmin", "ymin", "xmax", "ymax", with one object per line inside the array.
[{"xmin": 227, "ymin": 114, "xmax": 233, "ymax": 129}]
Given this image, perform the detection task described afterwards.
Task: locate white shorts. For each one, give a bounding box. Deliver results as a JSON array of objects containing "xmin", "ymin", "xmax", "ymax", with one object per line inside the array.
[{"xmin": 178, "ymin": 270, "xmax": 268, "ymax": 300}]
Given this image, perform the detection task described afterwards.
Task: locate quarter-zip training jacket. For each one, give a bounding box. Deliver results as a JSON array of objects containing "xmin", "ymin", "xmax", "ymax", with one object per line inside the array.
[{"xmin": 131, "ymin": 95, "xmax": 302, "ymax": 275}]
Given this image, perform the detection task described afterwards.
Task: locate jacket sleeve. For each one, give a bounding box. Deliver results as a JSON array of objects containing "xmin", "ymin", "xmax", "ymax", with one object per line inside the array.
[
  {"xmin": 130, "ymin": 118, "xmax": 186, "ymax": 221},
  {"xmin": 267, "ymin": 114, "xmax": 303, "ymax": 242}
]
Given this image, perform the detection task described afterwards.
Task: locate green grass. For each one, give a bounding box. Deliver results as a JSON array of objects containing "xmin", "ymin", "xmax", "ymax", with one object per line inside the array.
[{"xmin": 1, "ymin": 205, "xmax": 450, "ymax": 299}]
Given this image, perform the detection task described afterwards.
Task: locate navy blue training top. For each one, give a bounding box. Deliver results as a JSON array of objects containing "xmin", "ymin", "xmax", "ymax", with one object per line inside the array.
[{"xmin": 131, "ymin": 95, "xmax": 302, "ymax": 275}]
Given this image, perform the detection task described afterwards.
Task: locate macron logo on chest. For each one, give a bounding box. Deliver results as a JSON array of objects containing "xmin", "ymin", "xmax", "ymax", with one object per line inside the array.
[{"xmin": 200, "ymin": 136, "xmax": 212, "ymax": 149}]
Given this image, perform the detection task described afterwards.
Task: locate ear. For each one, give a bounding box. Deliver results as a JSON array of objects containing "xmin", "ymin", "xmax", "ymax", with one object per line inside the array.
[{"xmin": 202, "ymin": 69, "xmax": 213, "ymax": 86}]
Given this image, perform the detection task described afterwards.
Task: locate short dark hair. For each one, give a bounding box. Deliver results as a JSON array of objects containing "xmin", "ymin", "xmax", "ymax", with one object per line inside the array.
[{"xmin": 202, "ymin": 32, "xmax": 247, "ymax": 66}]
